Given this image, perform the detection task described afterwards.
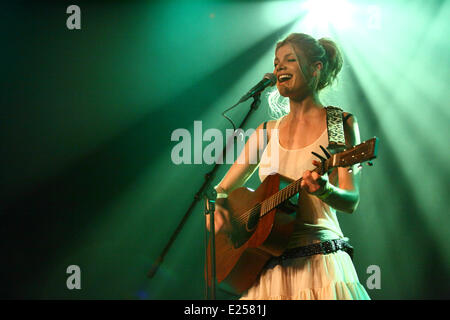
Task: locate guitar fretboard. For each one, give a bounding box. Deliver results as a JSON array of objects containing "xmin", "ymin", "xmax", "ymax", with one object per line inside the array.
[
  {"xmin": 238, "ymin": 137, "xmax": 378, "ymax": 227},
  {"xmin": 258, "ymin": 166, "xmax": 321, "ymax": 218}
]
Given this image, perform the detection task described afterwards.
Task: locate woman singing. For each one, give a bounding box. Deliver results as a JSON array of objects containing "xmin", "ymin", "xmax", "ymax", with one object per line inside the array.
[{"xmin": 209, "ymin": 33, "xmax": 370, "ymax": 300}]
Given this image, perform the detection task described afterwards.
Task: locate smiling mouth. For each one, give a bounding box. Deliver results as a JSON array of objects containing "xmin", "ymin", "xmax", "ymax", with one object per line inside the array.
[{"xmin": 278, "ymin": 74, "xmax": 293, "ymax": 83}]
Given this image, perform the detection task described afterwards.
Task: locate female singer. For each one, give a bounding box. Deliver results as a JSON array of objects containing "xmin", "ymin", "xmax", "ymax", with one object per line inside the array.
[{"xmin": 209, "ymin": 33, "xmax": 370, "ymax": 300}]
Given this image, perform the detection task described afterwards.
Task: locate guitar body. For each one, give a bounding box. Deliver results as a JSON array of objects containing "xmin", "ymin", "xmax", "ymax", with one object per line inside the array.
[{"xmin": 207, "ymin": 173, "xmax": 296, "ymax": 295}]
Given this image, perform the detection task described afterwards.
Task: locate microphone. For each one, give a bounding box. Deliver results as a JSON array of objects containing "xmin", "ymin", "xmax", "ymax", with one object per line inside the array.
[{"xmin": 238, "ymin": 73, "xmax": 277, "ymax": 103}]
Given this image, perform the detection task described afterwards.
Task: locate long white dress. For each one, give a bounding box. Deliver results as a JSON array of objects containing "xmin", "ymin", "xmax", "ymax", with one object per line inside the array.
[{"xmin": 240, "ymin": 116, "xmax": 370, "ymax": 300}]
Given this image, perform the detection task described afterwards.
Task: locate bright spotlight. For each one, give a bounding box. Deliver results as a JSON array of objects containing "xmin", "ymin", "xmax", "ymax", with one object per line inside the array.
[{"xmin": 301, "ymin": 0, "xmax": 355, "ymax": 31}]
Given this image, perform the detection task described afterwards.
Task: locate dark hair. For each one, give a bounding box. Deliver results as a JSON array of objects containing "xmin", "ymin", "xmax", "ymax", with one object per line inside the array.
[{"xmin": 275, "ymin": 33, "xmax": 343, "ymax": 91}]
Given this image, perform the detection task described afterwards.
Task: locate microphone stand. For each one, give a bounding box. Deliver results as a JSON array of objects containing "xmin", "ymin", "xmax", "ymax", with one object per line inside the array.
[
  {"xmin": 204, "ymin": 195, "xmax": 216, "ymax": 300},
  {"xmin": 147, "ymin": 93, "xmax": 262, "ymax": 300}
]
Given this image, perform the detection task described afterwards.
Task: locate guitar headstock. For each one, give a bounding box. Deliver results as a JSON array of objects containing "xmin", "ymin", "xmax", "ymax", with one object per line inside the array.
[{"xmin": 322, "ymin": 137, "xmax": 379, "ymax": 173}]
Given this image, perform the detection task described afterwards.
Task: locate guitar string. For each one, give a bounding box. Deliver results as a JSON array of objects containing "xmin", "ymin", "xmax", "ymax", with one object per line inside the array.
[
  {"xmin": 223, "ymin": 143, "xmax": 372, "ymax": 226},
  {"xmin": 214, "ymin": 142, "xmax": 372, "ymax": 237},
  {"xmin": 232, "ymin": 179, "xmax": 302, "ymax": 226},
  {"xmin": 230, "ymin": 164, "xmax": 324, "ymax": 226},
  {"xmin": 233, "ymin": 180, "xmax": 300, "ymax": 226}
]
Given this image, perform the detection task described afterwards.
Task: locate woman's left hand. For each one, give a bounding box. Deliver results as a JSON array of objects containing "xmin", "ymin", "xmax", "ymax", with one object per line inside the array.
[{"xmin": 300, "ymin": 160, "xmax": 329, "ymax": 194}]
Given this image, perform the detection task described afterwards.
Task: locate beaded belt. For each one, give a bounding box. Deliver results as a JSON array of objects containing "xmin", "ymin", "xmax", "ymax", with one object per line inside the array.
[{"xmin": 264, "ymin": 239, "xmax": 354, "ymax": 269}]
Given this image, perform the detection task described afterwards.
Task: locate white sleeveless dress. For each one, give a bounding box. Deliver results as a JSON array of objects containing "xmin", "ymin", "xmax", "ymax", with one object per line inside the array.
[{"xmin": 240, "ymin": 116, "xmax": 370, "ymax": 300}]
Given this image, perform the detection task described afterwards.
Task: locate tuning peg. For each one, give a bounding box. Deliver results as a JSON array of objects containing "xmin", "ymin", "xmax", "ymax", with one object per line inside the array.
[
  {"xmin": 311, "ymin": 151, "xmax": 327, "ymax": 162},
  {"xmin": 367, "ymin": 161, "xmax": 374, "ymax": 166},
  {"xmin": 347, "ymin": 167, "xmax": 353, "ymax": 173},
  {"xmin": 358, "ymin": 164, "xmax": 363, "ymax": 169},
  {"xmin": 319, "ymin": 145, "xmax": 332, "ymax": 159}
]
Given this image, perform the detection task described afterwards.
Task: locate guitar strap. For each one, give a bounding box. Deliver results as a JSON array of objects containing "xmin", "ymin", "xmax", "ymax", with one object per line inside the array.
[{"xmin": 325, "ymin": 106, "xmax": 348, "ymax": 154}]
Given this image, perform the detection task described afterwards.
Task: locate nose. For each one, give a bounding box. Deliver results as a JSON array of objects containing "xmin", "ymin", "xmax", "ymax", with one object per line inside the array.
[{"xmin": 276, "ymin": 63, "xmax": 286, "ymax": 73}]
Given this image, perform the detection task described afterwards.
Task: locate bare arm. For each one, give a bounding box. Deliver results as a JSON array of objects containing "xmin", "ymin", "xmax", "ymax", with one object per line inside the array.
[
  {"xmin": 301, "ymin": 113, "xmax": 362, "ymax": 214},
  {"xmin": 207, "ymin": 121, "xmax": 275, "ymax": 232},
  {"xmin": 215, "ymin": 121, "xmax": 275, "ymax": 194}
]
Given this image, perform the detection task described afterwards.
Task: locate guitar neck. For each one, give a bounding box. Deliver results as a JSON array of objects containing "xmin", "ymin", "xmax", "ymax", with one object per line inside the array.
[{"xmin": 256, "ymin": 137, "xmax": 379, "ymax": 218}]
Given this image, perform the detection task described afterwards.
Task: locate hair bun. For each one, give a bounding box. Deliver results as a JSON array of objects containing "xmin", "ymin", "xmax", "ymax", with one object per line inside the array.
[{"xmin": 317, "ymin": 38, "xmax": 343, "ymax": 90}]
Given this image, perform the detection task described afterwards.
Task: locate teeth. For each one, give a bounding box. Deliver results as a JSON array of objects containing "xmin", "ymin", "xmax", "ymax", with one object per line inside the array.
[{"xmin": 278, "ymin": 74, "xmax": 292, "ymax": 82}]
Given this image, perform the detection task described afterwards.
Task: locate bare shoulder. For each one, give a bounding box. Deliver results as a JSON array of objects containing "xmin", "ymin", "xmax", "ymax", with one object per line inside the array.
[
  {"xmin": 256, "ymin": 119, "xmax": 277, "ymax": 128},
  {"xmin": 257, "ymin": 119, "xmax": 278, "ymax": 141},
  {"xmin": 343, "ymin": 112, "xmax": 357, "ymax": 123},
  {"xmin": 265, "ymin": 119, "xmax": 278, "ymax": 130},
  {"xmin": 342, "ymin": 112, "xmax": 360, "ymax": 147}
]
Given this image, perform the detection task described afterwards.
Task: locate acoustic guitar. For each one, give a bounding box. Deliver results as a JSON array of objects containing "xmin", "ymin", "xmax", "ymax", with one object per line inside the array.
[{"xmin": 206, "ymin": 137, "xmax": 379, "ymax": 295}]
